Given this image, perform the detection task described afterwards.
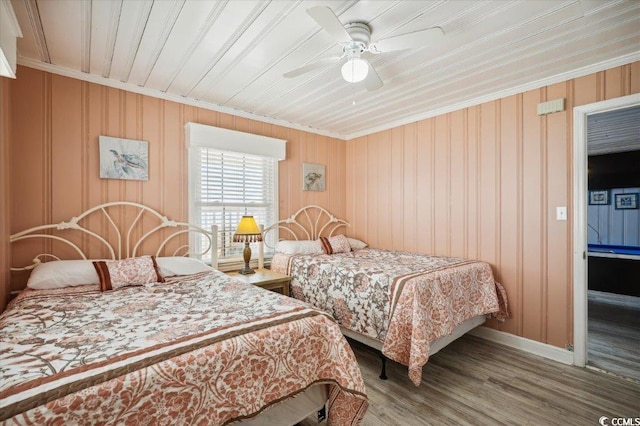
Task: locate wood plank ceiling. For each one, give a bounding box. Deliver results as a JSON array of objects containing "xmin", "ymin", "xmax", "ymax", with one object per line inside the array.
[
  {"xmin": 587, "ymin": 106, "xmax": 640, "ymax": 155},
  {"xmin": 10, "ymin": 0, "xmax": 640, "ymax": 139}
]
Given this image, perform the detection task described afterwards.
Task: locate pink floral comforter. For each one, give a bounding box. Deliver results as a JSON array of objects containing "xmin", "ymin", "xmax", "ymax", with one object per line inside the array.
[
  {"xmin": 0, "ymin": 270, "xmax": 368, "ymax": 425},
  {"xmin": 272, "ymin": 248, "xmax": 509, "ymax": 385}
]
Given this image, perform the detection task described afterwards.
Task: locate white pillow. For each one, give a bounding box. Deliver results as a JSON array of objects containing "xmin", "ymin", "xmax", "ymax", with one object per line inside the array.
[
  {"xmin": 275, "ymin": 240, "xmax": 323, "ymax": 255},
  {"xmin": 156, "ymin": 256, "xmax": 213, "ymax": 277},
  {"xmin": 27, "ymin": 260, "xmax": 100, "ymax": 290},
  {"xmin": 347, "ymin": 237, "xmax": 368, "ymax": 250}
]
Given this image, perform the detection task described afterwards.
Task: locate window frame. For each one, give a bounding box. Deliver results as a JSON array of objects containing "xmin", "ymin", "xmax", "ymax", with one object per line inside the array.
[{"xmin": 185, "ymin": 123, "xmax": 286, "ymax": 269}]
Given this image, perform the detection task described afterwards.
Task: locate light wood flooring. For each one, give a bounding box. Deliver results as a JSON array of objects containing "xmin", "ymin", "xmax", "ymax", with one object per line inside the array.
[
  {"xmin": 304, "ymin": 334, "xmax": 640, "ymax": 425},
  {"xmin": 588, "ymin": 290, "xmax": 640, "ymax": 382}
]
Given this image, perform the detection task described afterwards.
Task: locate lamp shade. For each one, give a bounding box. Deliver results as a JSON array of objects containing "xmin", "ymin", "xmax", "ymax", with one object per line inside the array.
[
  {"xmin": 341, "ymin": 58, "xmax": 369, "ymax": 83},
  {"xmin": 233, "ymin": 216, "xmax": 263, "ymax": 242}
]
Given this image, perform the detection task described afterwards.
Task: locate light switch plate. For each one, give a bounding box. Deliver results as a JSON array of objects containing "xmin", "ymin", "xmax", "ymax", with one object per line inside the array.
[{"xmin": 556, "ymin": 207, "xmax": 567, "ymax": 221}]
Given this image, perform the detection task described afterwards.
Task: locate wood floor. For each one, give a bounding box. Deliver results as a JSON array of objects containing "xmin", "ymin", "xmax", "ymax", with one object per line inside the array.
[
  {"xmin": 305, "ymin": 334, "xmax": 640, "ymax": 425},
  {"xmin": 588, "ymin": 290, "xmax": 640, "ymax": 382}
]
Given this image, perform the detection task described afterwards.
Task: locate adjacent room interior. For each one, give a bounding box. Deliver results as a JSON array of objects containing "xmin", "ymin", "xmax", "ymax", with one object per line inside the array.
[{"xmin": 586, "ymin": 112, "xmax": 640, "ymax": 382}]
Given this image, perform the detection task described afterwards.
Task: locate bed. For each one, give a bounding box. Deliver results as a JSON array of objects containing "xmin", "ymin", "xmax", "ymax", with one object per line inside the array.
[
  {"xmin": 2, "ymin": 202, "xmax": 368, "ymax": 425},
  {"xmin": 266, "ymin": 205, "xmax": 510, "ymax": 386}
]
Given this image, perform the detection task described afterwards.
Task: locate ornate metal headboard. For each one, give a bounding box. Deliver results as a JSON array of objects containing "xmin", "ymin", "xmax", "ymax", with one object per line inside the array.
[
  {"xmin": 10, "ymin": 201, "xmax": 218, "ymax": 271},
  {"xmin": 263, "ymin": 205, "xmax": 349, "ymax": 249}
]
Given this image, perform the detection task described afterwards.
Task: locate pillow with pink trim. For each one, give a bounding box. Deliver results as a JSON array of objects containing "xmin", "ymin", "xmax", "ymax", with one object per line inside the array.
[
  {"xmin": 93, "ymin": 255, "xmax": 164, "ymax": 292},
  {"xmin": 319, "ymin": 234, "xmax": 352, "ymax": 254}
]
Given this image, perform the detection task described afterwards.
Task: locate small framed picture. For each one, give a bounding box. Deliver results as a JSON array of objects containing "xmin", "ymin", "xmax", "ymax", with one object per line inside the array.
[
  {"xmin": 588, "ymin": 190, "xmax": 609, "ymax": 205},
  {"xmin": 99, "ymin": 136, "xmax": 149, "ymax": 181},
  {"xmin": 614, "ymin": 193, "xmax": 639, "ymax": 210},
  {"xmin": 302, "ymin": 163, "xmax": 325, "ymax": 191}
]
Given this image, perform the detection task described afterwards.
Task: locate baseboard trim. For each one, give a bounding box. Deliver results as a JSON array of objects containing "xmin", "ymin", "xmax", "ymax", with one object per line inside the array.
[{"xmin": 469, "ymin": 326, "xmax": 574, "ymax": 365}]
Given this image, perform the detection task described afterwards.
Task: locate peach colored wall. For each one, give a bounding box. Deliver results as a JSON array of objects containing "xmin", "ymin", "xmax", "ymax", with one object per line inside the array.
[
  {"xmin": 8, "ymin": 66, "xmax": 345, "ymax": 293},
  {"xmin": 0, "ymin": 77, "xmax": 11, "ymax": 311},
  {"xmin": 6, "ymin": 62, "xmax": 639, "ymax": 345},
  {"xmin": 346, "ymin": 61, "xmax": 639, "ymax": 349}
]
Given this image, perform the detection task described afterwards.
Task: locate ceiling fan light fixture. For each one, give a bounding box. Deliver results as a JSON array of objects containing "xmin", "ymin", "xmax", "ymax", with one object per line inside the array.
[{"xmin": 341, "ymin": 57, "xmax": 368, "ymax": 83}]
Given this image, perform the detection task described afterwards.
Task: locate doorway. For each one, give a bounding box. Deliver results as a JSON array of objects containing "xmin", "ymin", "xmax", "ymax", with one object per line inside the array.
[{"xmin": 573, "ymin": 94, "xmax": 640, "ymax": 378}]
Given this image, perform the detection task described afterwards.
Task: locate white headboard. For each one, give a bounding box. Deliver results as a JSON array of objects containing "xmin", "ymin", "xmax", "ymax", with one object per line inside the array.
[
  {"xmin": 263, "ymin": 205, "xmax": 349, "ymax": 249},
  {"xmin": 10, "ymin": 201, "xmax": 218, "ymax": 271}
]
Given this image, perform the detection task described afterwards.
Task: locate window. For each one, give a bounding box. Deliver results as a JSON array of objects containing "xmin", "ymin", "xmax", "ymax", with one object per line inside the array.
[
  {"xmin": 186, "ymin": 123, "xmax": 286, "ymax": 267},
  {"xmin": 193, "ymin": 149, "xmax": 276, "ymax": 263}
]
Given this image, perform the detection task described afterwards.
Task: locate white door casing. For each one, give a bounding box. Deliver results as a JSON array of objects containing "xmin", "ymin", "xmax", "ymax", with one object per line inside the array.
[{"xmin": 572, "ymin": 93, "xmax": 640, "ymax": 367}]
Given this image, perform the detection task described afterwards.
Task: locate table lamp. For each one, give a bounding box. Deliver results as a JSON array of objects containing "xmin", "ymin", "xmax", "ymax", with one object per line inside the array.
[{"xmin": 233, "ymin": 216, "xmax": 263, "ymax": 274}]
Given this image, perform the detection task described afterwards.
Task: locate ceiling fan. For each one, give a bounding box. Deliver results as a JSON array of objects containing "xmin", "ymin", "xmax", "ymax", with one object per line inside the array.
[{"xmin": 283, "ymin": 6, "xmax": 445, "ymax": 91}]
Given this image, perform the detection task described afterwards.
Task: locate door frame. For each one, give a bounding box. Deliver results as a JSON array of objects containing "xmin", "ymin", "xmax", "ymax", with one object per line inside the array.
[{"xmin": 572, "ymin": 93, "xmax": 640, "ymax": 367}]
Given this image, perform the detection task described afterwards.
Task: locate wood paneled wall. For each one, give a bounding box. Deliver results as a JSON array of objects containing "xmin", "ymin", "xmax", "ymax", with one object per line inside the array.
[
  {"xmin": 5, "ymin": 62, "xmax": 639, "ymax": 348},
  {"xmin": 7, "ymin": 66, "xmax": 345, "ymax": 294},
  {"xmin": 346, "ymin": 61, "xmax": 640, "ymax": 349},
  {"xmin": 588, "ymin": 187, "xmax": 640, "ymax": 246},
  {"xmin": 0, "ymin": 77, "xmax": 11, "ymax": 312}
]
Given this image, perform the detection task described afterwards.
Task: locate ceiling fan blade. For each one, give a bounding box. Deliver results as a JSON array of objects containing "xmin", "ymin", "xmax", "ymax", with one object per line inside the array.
[
  {"xmin": 283, "ymin": 56, "xmax": 344, "ymax": 78},
  {"xmin": 363, "ymin": 61, "xmax": 383, "ymax": 91},
  {"xmin": 307, "ymin": 6, "xmax": 352, "ymax": 43},
  {"xmin": 372, "ymin": 27, "xmax": 444, "ymax": 53}
]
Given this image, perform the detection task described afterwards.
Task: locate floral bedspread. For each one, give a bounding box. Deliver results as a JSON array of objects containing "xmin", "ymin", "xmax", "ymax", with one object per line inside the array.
[
  {"xmin": 272, "ymin": 248, "xmax": 509, "ymax": 385},
  {"xmin": 0, "ymin": 270, "xmax": 368, "ymax": 425}
]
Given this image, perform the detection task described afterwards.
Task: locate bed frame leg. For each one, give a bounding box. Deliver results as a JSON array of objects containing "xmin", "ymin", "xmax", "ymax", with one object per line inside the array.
[{"xmin": 379, "ymin": 353, "xmax": 388, "ymax": 380}]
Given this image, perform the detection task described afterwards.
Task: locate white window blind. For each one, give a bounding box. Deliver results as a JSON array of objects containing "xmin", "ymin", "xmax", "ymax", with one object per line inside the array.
[{"xmin": 192, "ymin": 149, "xmax": 277, "ymax": 264}]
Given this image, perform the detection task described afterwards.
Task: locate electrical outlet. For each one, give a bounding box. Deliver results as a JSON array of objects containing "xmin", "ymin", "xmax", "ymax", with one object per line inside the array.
[{"xmin": 556, "ymin": 207, "xmax": 567, "ymax": 221}]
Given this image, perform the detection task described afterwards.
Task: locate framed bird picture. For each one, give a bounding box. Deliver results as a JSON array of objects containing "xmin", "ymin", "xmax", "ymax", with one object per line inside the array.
[
  {"xmin": 99, "ymin": 136, "xmax": 149, "ymax": 181},
  {"xmin": 302, "ymin": 163, "xmax": 325, "ymax": 191}
]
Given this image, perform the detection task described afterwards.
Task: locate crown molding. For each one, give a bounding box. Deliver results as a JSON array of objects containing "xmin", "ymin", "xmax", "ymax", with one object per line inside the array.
[
  {"xmin": 16, "ymin": 57, "xmax": 346, "ymax": 140},
  {"xmin": 17, "ymin": 52, "xmax": 639, "ymax": 142}
]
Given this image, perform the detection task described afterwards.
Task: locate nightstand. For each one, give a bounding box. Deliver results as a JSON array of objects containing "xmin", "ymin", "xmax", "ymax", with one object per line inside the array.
[{"xmin": 226, "ymin": 269, "xmax": 291, "ymax": 296}]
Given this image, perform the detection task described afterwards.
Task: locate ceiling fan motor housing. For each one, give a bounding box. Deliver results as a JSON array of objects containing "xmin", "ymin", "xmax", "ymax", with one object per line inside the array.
[{"xmin": 343, "ymin": 22, "xmax": 371, "ymax": 54}]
